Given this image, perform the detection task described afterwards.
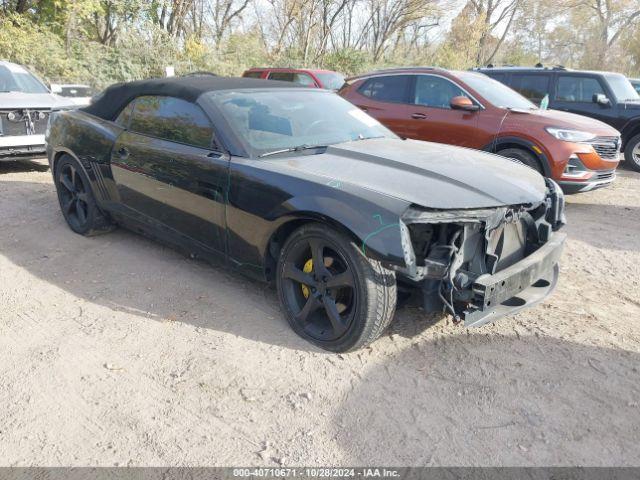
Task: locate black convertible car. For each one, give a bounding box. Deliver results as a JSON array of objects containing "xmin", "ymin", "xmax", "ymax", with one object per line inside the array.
[{"xmin": 46, "ymin": 76, "xmax": 566, "ymax": 352}]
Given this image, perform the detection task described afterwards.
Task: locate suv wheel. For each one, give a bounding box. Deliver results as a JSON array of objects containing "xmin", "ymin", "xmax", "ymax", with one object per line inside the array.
[
  {"xmin": 497, "ymin": 147, "xmax": 543, "ymax": 174},
  {"xmin": 276, "ymin": 223, "xmax": 397, "ymax": 352},
  {"xmin": 624, "ymin": 134, "xmax": 640, "ymax": 172}
]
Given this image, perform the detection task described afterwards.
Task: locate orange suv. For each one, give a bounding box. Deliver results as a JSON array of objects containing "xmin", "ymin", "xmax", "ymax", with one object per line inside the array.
[{"xmin": 339, "ymin": 67, "xmax": 621, "ymax": 193}]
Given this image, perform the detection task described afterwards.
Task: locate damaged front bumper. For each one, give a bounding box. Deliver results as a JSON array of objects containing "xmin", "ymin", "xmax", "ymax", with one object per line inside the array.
[
  {"xmin": 462, "ymin": 231, "xmax": 565, "ymax": 327},
  {"xmin": 0, "ymin": 135, "xmax": 46, "ymax": 161},
  {"xmin": 395, "ymin": 179, "xmax": 566, "ymax": 327}
]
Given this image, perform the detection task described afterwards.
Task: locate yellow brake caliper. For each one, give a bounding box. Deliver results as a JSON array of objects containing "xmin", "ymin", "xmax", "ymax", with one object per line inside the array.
[{"xmin": 301, "ymin": 258, "xmax": 313, "ymax": 298}]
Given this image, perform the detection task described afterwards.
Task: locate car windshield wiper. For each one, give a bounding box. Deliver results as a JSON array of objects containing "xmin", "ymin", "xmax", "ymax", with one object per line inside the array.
[
  {"xmin": 352, "ymin": 134, "xmax": 386, "ymax": 142},
  {"xmin": 505, "ymin": 106, "xmax": 537, "ymax": 112},
  {"xmin": 258, "ymin": 144, "xmax": 328, "ymax": 158}
]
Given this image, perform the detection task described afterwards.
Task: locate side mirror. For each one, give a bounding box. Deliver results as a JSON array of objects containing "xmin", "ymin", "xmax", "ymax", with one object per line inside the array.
[
  {"xmin": 593, "ymin": 93, "xmax": 610, "ymax": 106},
  {"xmin": 451, "ymin": 96, "xmax": 479, "ymax": 112},
  {"xmin": 50, "ymin": 84, "xmax": 62, "ymax": 94}
]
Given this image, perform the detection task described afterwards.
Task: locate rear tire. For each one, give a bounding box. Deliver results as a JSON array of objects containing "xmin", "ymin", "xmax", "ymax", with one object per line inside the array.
[
  {"xmin": 624, "ymin": 134, "xmax": 640, "ymax": 172},
  {"xmin": 276, "ymin": 223, "xmax": 397, "ymax": 352},
  {"xmin": 54, "ymin": 154, "xmax": 114, "ymax": 236},
  {"xmin": 498, "ymin": 147, "xmax": 544, "ymax": 174}
]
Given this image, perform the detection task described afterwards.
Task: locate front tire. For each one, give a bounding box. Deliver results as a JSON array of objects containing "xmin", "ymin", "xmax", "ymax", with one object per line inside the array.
[
  {"xmin": 498, "ymin": 147, "xmax": 544, "ymax": 174},
  {"xmin": 624, "ymin": 134, "xmax": 640, "ymax": 172},
  {"xmin": 54, "ymin": 154, "xmax": 113, "ymax": 236},
  {"xmin": 276, "ymin": 223, "xmax": 397, "ymax": 352}
]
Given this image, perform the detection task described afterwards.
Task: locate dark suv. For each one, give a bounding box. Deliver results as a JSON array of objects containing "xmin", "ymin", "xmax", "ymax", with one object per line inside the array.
[{"xmin": 476, "ymin": 66, "xmax": 640, "ymax": 171}]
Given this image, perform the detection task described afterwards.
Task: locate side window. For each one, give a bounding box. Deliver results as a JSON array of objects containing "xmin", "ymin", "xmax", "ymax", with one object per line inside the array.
[
  {"xmin": 267, "ymin": 71, "xmax": 315, "ymax": 85},
  {"xmin": 556, "ymin": 76, "xmax": 605, "ymax": 102},
  {"xmin": 358, "ymin": 75, "xmax": 410, "ymax": 103},
  {"xmin": 413, "ymin": 75, "xmax": 467, "ymax": 109},
  {"xmin": 268, "ymin": 72, "xmax": 294, "ymax": 82},
  {"xmin": 129, "ymin": 96, "xmax": 214, "ymax": 148},
  {"xmin": 486, "ymin": 72, "xmax": 506, "ymax": 84},
  {"xmin": 511, "ymin": 74, "xmax": 550, "ymax": 104},
  {"xmin": 115, "ymin": 100, "xmax": 135, "ymax": 128},
  {"xmin": 243, "ymin": 71, "xmax": 263, "ymax": 78},
  {"xmin": 292, "ymin": 73, "xmax": 316, "ymax": 86}
]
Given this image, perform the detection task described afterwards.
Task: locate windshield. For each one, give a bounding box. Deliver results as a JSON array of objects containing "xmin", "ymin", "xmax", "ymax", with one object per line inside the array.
[
  {"xmin": 457, "ymin": 71, "xmax": 537, "ymax": 110},
  {"xmin": 0, "ymin": 64, "xmax": 49, "ymax": 94},
  {"xmin": 316, "ymin": 72, "xmax": 346, "ymax": 90},
  {"xmin": 207, "ymin": 89, "xmax": 396, "ymax": 157},
  {"xmin": 605, "ymin": 74, "xmax": 639, "ymax": 102}
]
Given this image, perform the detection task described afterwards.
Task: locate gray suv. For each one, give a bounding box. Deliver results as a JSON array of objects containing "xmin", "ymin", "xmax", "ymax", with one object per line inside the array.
[{"xmin": 0, "ymin": 60, "xmax": 76, "ymax": 162}]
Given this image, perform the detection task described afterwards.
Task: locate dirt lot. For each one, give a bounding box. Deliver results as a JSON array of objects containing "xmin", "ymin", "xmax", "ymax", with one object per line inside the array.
[{"xmin": 0, "ymin": 159, "xmax": 639, "ymax": 467}]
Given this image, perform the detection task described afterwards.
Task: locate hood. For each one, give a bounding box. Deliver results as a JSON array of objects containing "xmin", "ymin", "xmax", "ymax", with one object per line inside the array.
[
  {"xmin": 506, "ymin": 108, "xmax": 619, "ymax": 135},
  {"xmin": 263, "ymin": 138, "xmax": 547, "ymax": 209},
  {"xmin": 0, "ymin": 92, "xmax": 77, "ymax": 110}
]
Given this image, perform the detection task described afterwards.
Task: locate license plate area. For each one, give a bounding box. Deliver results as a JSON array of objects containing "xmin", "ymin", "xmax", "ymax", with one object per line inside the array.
[{"xmin": 472, "ymin": 233, "xmax": 566, "ymax": 309}]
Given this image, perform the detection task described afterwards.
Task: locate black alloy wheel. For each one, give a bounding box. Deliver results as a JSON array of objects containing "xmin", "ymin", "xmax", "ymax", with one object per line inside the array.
[
  {"xmin": 281, "ymin": 236, "xmax": 356, "ymax": 341},
  {"xmin": 277, "ymin": 224, "xmax": 397, "ymax": 352},
  {"xmin": 58, "ymin": 162, "xmax": 90, "ymax": 231},
  {"xmin": 54, "ymin": 155, "xmax": 113, "ymax": 236}
]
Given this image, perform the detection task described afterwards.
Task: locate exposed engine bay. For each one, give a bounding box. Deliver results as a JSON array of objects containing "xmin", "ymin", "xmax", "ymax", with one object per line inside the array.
[{"xmin": 395, "ymin": 179, "xmax": 567, "ymax": 326}]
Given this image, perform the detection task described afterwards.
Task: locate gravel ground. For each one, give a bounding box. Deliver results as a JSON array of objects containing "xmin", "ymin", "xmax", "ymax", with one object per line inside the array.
[{"xmin": 0, "ymin": 159, "xmax": 639, "ymax": 467}]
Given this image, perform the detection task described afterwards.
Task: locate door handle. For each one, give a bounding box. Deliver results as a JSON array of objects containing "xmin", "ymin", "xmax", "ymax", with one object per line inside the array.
[
  {"xmin": 359, "ymin": 106, "xmax": 368, "ymax": 111},
  {"xmin": 197, "ymin": 181, "xmax": 223, "ymax": 201},
  {"xmin": 411, "ymin": 113, "xmax": 427, "ymax": 119},
  {"xmin": 117, "ymin": 147, "xmax": 129, "ymax": 159}
]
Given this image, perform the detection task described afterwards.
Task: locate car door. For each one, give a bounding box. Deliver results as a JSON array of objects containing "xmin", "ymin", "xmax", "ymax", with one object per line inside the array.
[
  {"xmin": 349, "ymin": 75, "xmax": 414, "ymax": 138},
  {"xmin": 110, "ymin": 95, "xmax": 228, "ymax": 254},
  {"xmin": 404, "ymin": 74, "xmax": 481, "ymax": 147},
  {"xmin": 551, "ymin": 74, "xmax": 619, "ymax": 127}
]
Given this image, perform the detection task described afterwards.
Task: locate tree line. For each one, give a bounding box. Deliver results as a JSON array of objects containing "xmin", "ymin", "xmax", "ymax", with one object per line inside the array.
[{"xmin": 1, "ymin": 0, "xmax": 639, "ymax": 87}]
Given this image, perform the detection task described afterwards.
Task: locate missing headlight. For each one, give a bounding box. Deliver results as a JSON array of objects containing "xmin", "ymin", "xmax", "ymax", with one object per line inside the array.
[{"xmin": 407, "ymin": 223, "xmax": 435, "ymax": 263}]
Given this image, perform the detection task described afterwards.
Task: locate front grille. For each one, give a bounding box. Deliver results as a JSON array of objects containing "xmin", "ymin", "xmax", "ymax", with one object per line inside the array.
[
  {"xmin": 587, "ymin": 136, "xmax": 620, "ymax": 160},
  {"xmin": 32, "ymin": 111, "xmax": 49, "ymax": 134},
  {"xmin": 0, "ymin": 112, "xmax": 26, "ymax": 136},
  {"xmin": 595, "ymin": 169, "xmax": 615, "ymax": 181},
  {"xmin": 0, "ymin": 109, "xmax": 50, "ymax": 136}
]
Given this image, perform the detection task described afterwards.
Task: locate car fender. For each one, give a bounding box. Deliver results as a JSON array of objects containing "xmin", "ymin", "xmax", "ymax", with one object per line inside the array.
[
  {"xmin": 483, "ymin": 136, "xmax": 552, "ymax": 177},
  {"xmin": 267, "ymin": 193, "xmax": 410, "ymax": 266},
  {"xmin": 225, "ymin": 167, "xmax": 413, "ymax": 281},
  {"xmin": 620, "ymin": 117, "xmax": 640, "ymax": 147},
  {"xmin": 48, "ymin": 110, "xmax": 123, "ymax": 205}
]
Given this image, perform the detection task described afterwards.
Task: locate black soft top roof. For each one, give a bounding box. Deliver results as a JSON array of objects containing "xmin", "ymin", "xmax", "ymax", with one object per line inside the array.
[{"xmin": 82, "ymin": 75, "xmax": 304, "ymax": 121}]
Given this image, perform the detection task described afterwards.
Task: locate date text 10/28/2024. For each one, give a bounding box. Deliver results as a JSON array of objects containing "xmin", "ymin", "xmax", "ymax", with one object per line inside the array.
[{"xmin": 232, "ymin": 468, "xmax": 401, "ymax": 478}]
